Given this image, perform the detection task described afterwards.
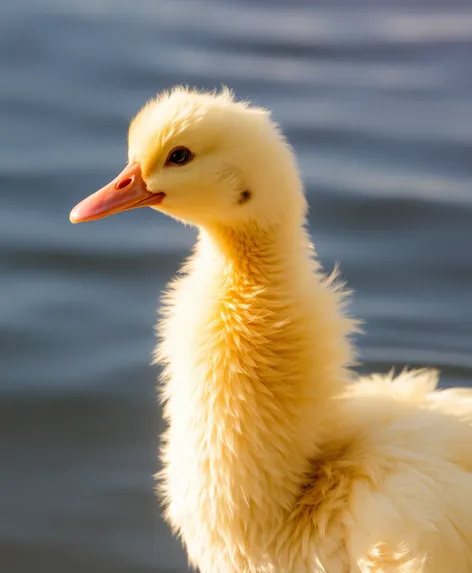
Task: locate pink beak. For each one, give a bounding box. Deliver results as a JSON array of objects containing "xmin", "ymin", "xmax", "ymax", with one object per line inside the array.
[{"xmin": 69, "ymin": 163, "xmax": 165, "ymax": 224}]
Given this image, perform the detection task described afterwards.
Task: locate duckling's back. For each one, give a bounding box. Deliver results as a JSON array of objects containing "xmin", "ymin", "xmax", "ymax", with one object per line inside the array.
[{"xmin": 322, "ymin": 369, "xmax": 472, "ymax": 572}]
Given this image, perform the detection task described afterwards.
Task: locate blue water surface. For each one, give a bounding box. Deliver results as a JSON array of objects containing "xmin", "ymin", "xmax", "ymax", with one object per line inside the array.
[{"xmin": 1, "ymin": 1, "xmax": 471, "ymax": 571}]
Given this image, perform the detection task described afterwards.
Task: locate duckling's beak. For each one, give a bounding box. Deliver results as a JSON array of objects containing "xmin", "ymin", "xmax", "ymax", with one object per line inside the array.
[{"xmin": 69, "ymin": 163, "xmax": 165, "ymax": 223}]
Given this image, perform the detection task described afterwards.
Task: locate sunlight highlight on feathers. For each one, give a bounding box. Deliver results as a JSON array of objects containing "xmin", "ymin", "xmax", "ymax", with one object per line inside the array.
[{"xmin": 123, "ymin": 87, "xmax": 472, "ymax": 572}]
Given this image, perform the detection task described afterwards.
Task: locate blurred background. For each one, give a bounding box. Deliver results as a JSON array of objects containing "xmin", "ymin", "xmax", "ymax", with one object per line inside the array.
[{"xmin": 1, "ymin": 0, "xmax": 472, "ymax": 571}]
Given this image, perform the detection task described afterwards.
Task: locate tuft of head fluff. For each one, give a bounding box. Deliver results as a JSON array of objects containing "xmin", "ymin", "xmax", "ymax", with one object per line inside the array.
[{"xmin": 123, "ymin": 87, "xmax": 472, "ymax": 572}]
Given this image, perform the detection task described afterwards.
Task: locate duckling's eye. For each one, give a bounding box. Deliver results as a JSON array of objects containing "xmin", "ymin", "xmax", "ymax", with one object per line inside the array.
[{"xmin": 165, "ymin": 147, "xmax": 193, "ymax": 166}]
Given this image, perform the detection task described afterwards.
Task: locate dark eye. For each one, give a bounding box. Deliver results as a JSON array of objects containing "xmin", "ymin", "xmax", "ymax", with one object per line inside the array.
[{"xmin": 165, "ymin": 147, "xmax": 193, "ymax": 166}]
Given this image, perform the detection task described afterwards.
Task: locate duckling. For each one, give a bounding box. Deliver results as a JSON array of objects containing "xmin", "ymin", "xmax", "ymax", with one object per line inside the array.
[{"xmin": 70, "ymin": 87, "xmax": 472, "ymax": 573}]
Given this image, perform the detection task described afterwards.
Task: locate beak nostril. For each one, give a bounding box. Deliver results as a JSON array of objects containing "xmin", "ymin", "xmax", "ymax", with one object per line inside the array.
[{"xmin": 116, "ymin": 176, "xmax": 134, "ymax": 190}]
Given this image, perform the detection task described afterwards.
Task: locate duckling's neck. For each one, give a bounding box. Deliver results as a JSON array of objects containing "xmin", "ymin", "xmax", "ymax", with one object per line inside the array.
[
  {"xmin": 196, "ymin": 219, "xmax": 353, "ymax": 406},
  {"xmin": 158, "ymin": 220, "xmax": 354, "ymax": 567}
]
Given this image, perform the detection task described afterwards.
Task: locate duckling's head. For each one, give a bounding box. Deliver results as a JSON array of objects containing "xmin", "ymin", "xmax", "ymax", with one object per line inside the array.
[{"xmin": 70, "ymin": 87, "xmax": 306, "ymax": 229}]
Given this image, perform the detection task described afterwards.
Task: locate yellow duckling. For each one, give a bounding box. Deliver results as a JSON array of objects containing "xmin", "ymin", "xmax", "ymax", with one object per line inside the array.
[{"xmin": 70, "ymin": 87, "xmax": 472, "ymax": 573}]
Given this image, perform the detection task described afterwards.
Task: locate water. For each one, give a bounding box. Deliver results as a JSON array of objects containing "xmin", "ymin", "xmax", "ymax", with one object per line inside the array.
[{"xmin": 1, "ymin": 1, "xmax": 471, "ymax": 571}]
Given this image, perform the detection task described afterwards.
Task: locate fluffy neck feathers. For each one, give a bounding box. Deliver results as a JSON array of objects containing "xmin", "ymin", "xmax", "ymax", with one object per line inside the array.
[{"xmin": 157, "ymin": 220, "xmax": 355, "ymax": 569}]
